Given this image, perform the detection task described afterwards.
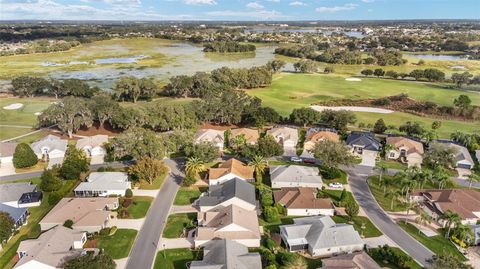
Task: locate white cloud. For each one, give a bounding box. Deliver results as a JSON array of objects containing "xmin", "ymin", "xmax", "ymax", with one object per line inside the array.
[
  {"xmin": 184, "ymin": 0, "xmax": 216, "ymax": 5},
  {"xmin": 289, "ymin": 1, "xmax": 305, "ymax": 6},
  {"xmin": 246, "ymin": 2, "xmax": 264, "ymax": 9},
  {"xmin": 266, "ymin": 0, "xmax": 280, "ymax": 2},
  {"xmin": 206, "ymin": 9, "xmax": 286, "ymax": 19},
  {"xmin": 315, "ymin": 3, "xmax": 358, "ymax": 13},
  {"xmin": 361, "ymin": 0, "xmax": 375, "ymax": 3}
]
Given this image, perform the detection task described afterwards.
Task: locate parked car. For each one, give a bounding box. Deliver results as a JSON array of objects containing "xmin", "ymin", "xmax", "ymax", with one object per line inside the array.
[
  {"xmin": 328, "ymin": 182, "xmax": 343, "ymax": 189},
  {"xmin": 290, "ymin": 157, "xmax": 302, "ymax": 162},
  {"xmin": 303, "ymin": 158, "xmax": 316, "ymax": 164}
]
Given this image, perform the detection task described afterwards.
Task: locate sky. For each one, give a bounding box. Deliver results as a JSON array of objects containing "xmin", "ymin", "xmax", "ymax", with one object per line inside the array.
[{"xmin": 0, "ymin": 0, "xmax": 479, "ymax": 21}]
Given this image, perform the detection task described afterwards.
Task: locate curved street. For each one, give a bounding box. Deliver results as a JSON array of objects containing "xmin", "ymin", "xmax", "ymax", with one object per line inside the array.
[{"xmin": 345, "ymin": 165, "xmax": 434, "ymax": 267}]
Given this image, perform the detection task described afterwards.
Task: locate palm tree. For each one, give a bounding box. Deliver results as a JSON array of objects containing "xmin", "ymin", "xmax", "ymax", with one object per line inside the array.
[
  {"xmin": 374, "ymin": 163, "xmax": 388, "ymax": 186},
  {"xmin": 404, "ymin": 201, "xmax": 416, "ymax": 215},
  {"xmin": 415, "ymin": 211, "xmax": 432, "ymax": 233},
  {"xmin": 467, "ymin": 173, "xmax": 480, "ymax": 189},
  {"xmin": 441, "ymin": 210, "xmax": 461, "ymax": 238},
  {"xmin": 434, "ymin": 167, "xmax": 450, "ymax": 189},
  {"xmin": 452, "ymin": 223, "xmax": 474, "ymax": 246},
  {"xmin": 419, "ymin": 169, "xmax": 433, "ymax": 190},
  {"xmin": 382, "ymin": 143, "xmax": 396, "ymax": 160},
  {"xmin": 185, "ymin": 157, "xmax": 207, "ymax": 179},
  {"xmin": 248, "ymin": 155, "xmax": 268, "ymax": 184},
  {"xmin": 231, "ymin": 134, "xmax": 247, "ymax": 150},
  {"xmin": 400, "ymin": 178, "xmax": 417, "ymax": 200},
  {"xmin": 381, "ymin": 176, "xmax": 394, "ymax": 195},
  {"xmin": 386, "ymin": 189, "xmax": 402, "ymax": 211}
]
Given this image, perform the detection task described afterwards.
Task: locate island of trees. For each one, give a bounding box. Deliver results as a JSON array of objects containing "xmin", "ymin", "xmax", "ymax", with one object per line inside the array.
[{"xmin": 203, "ymin": 41, "xmax": 256, "ymax": 53}]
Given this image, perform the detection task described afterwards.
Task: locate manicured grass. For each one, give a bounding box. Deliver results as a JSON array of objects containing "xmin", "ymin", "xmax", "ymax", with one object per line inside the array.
[
  {"xmin": 126, "ymin": 196, "xmax": 153, "ymax": 219},
  {"xmin": 377, "ymin": 159, "xmax": 407, "ymax": 170},
  {"xmin": 174, "ymin": 186, "xmax": 204, "ymax": 205},
  {"xmin": 0, "ymin": 127, "xmax": 36, "ymax": 141},
  {"xmin": 154, "ymin": 249, "xmax": 202, "ymax": 269},
  {"xmin": 162, "ymin": 213, "xmax": 196, "ymax": 238},
  {"xmin": 0, "ymin": 179, "xmax": 76, "ymax": 269},
  {"xmin": 397, "ymin": 220, "xmax": 465, "ymax": 261},
  {"xmin": 97, "ymin": 228, "xmax": 138, "ymax": 259},
  {"xmin": 260, "ymin": 216, "xmax": 297, "ymax": 234},
  {"xmin": 13, "ymin": 130, "xmax": 51, "ymax": 144},
  {"xmin": 322, "ymin": 189, "xmax": 355, "ymax": 205},
  {"xmin": 332, "ymin": 215, "xmax": 382, "ymax": 238},
  {"xmin": 367, "ymin": 176, "xmax": 408, "ymax": 212},
  {"xmin": 369, "ymin": 247, "xmax": 422, "ymax": 269},
  {"xmin": 138, "ymin": 167, "xmax": 168, "ymax": 190},
  {"xmin": 322, "ymin": 168, "xmax": 349, "ymax": 184},
  {"xmin": 15, "ymin": 162, "xmax": 47, "ymax": 173},
  {"xmin": 0, "ymin": 97, "xmax": 53, "ymax": 126},
  {"xmin": 0, "ymin": 177, "xmax": 40, "ymax": 185}
]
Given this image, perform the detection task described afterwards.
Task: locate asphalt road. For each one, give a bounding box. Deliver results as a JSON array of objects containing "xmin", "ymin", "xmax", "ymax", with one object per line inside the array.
[
  {"xmin": 345, "ymin": 165, "xmax": 434, "ymax": 267},
  {"xmin": 125, "ymin": 158, "xmax": 184, "ymax": 269}
]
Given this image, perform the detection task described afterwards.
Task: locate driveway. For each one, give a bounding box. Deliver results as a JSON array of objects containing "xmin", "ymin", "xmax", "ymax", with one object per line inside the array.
[
  {"xmin": 0, "ymin": 162, "xmax": 15, "ymax": 177},
  {"xmin": 47, "ymin": 157, "xmax": 64, "ymax": 169},
  {"xmin": 360, "ymin": 151, "xmax": 376, "ymax": 167},
  {"xmin": 125, "ymin": 158, "xmax": 184, "ymax": 269},
  {"xmin": 345, "ymin": 165, "xmax": 434, "ymax": 267}
]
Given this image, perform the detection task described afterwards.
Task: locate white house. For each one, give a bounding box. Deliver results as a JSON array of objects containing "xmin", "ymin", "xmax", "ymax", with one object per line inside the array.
[
  {"xmin": 194, "ymin": 129, "xmax": 225, "ymax": 151},
  {"xmin": 31, "ymin": 135, "xmax": 67, "ymax": 168},
  {"xmin": 76, "ymin": 135, "xmax": 108, "ymax": 164},
  {"xmin": 74, "ymin": 172, "xmax": 131, "ymax": 197},
  {"xmin": 269, "ymin": 165, "xmax": 323, "ymax": 188},
  {"xmin": 266, "ymin": 126, "xmax": 298, "ymax": 156},
  {"xmin": 274, "ymin": 188, "xmax": 334, "ymax": 216}
]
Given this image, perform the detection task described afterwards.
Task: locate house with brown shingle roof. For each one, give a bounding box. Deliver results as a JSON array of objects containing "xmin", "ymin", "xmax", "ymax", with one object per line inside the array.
[
  {"xmin": 208, "ymin": 158, "xmax": 254, "ymax": 186},
  {"xmin": 411, "ymin": 189, "xmax": 480, "ymax": 225},
  {"xmin": 39, "ymin": 197, "xmax": 118, "ymax": 233},
  {"xmin": 230, "ymin": 128, "xmax": 259, "ymax": 145},
  {"xmin": 274, "ymin": 188, "xmax": 334, "ymax": 216},
  {"xmin": 303, "ymin": 129, "xmax": 340, "ymax": 153},
  {"xmin": 386, "ymin": 136, "xmax": 424, "ymax": 167},
  {"xmin": 195, "ymin": 204, "xmax": 261, "ymax": 248},
  {"xmin": 321, "ymin": 251, "xmax": 382, "ymax": 269}
]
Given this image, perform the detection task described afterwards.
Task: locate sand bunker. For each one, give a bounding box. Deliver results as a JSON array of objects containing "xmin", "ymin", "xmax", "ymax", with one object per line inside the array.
[
  {"xmin": 311, "ymin": 105, "xmax": 394, "ymax": 114},
  {"xmin": 345, "ymin": 77, "xmax": 362, "ymax": 81},
  {"xmin": 3, "ymin": 103, "xmax": 24, "ymax": 110},
  {"xmin": 34, "ymin": 112, "xmax": 43, "ymax": 116}
]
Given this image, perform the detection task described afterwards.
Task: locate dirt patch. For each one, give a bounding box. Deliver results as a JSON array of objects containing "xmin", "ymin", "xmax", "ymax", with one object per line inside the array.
[
  {"xmin": 48, "ymin": 122, "xmax": 121, "ymax": 139},
  {"xmin": 198, "ymin": 122, "xmax": 239, "ymax": 131}
]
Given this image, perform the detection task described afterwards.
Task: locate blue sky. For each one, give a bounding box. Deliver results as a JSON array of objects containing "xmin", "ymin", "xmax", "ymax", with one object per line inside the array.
[{"xmin": 0, "ymin": 0, "xmax": 479, "ymax": 21}]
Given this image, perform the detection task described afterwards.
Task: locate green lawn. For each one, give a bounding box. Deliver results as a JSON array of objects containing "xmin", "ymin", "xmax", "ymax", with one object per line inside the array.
[
  {"xmin": 367, "ymin": 176, "xmax": 408, "ymax": 212},
  {"xmin": 332, "ymin": 215, "xmax": 382, "ymax": 238},
  {"xmin": 137, "ymin": 167, "xmax": 168, "ymax": 190},
  {"xmin": 0, "ymin": 97, "xmax": 53, "ymax": 126},
  {"xmin": 369, "ymin": 247, "xmax": 422, "ymax": 269},
  {"xmin": 154, "ymin": 249, "xmax": 202, "ymax": 269},
  {"xmin": 260, "ymin": 216, "xmax": 297, "ymax": 234},
  {"xmin": 162, "ymin": 213, "xmax": 196, "ymax": 238},
  {"xmin": 397, "ymin": 221, "xmax": 465, "ymax": 261},
  {"xmin": 97, "ymin": 229, "xmax": 138, "ymax": 259},
  {"xmin": 126, "ymin": 196, "xmax": 153, "ymax": 219},
  {"xmin": 377, "ymin": 160, "xmax": 408, "ymax": 170},
  {"xmin": 174, "ymin": 186, "xmax": 204, "ymax": 205}
]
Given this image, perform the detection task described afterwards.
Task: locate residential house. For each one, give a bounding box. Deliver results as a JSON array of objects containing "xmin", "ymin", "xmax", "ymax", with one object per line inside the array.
[
  {"xmin": 270, "ymin": 165, "xmax": 322, "ymax": 188},
  {"xmin": 437, "ymin": 140, "xmax": 474, "ymax": 177},
  {"xmin": 0, "ymin": 142, "xmax": 17, "ymax": 175},
  {"xmin": 190, "ymin": 239, "xmax": 262, "ymax": 269},
  {"xmin": 302, "ymin": 128, "xmax": 339, "ymax": 157},
  {"xmin": 476, "ymin": 150, "xmax": 480, "ymax": 165},
  {"xmin": 0, "ymin": 204, "xmax": 28, "ymax": 229},
  {"xmin": 76, "ymin": 135, "xmax": 108, "ymax": 164},
  {"xmin": 195, "ymin": 204, "xmax": 261, "ymax": 248},
  {"xmin": 346, "ymin": 132, "xmax": 381, "ymax": 167},
  {"xmin": 472, "ymin": 225, "xmax": 480, "ymax": 246},
  {"xmin": 230, "ymin": 128, "xmax": 259, "ymax": 145},
  {"xmin": 279, "ymin": 216, "xmax": 364, "ymax": 257},
  {"xmin": 31, "ymin": 135, "xmax": 68, "ymax": 168},
  {"xmin": 0, "ymin": 183, "xmax": 41, "ymax": 208},
  {"xmin": 274, "ymin": 188, "xmax": 334, "ymax": 216},
  {"xmin": 14, "ymin": 226, "xmax": 87, "ymax": 269},
  {"xmin": 74, "ymin": 172, "xmax": 131, "ymax": 197},
  {"xmin": 39, "ymin": 197, "xmax": 118, "ymax": 233},
  {"xmin": 195, "ymin": 129, "xmax": 225, "ymax": 151},
  {"xmin": 321, "ymin": 251, "xmax": 382, "ymax": 269},
  {"xmin": 198, "ymin": 178, "xmax": 256, "ymax": 212},
  {"xmin": 208, "ymin": 158, "xmax": 254, "ymax": 186},
  {"xmin": 386, "ymin": 136, "xmax": 424, "ymax": 167},
  {"xmin": 266, "ymin": 126, "xmax": 298, "ymax": 156},
  {"xmin": 411, "ymin": 189, "xmax": 480, "ymax": 225}
]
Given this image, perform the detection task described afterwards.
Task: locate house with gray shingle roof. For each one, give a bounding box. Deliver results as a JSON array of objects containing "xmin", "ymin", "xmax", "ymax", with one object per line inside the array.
[
  {"xmin": 190, "ymin": 239, "xmax": 262, "ymax": 269},
  {"xmin": 76, "ymin": 135, "xmax": 108, "ymax": 164},
  {"xmin": 280, "ymin": 216, "xmax": 364, "ymax": 257},
  {"xmin": 0, "ymin": 183, "xmax": 40, "ymax": 208},
  {"xmin": 0, "ymin": 204, "xmax": 28, "ymax": 229},
  {"xmin": 270, "ymin": 165, "xmax": 322, "ymax": 188},
  {"xmin": 74, "ymin": 172, "xmax": 131, "ymax": 197},
  {"xmin": 31, "ymin": 135, "xmax": 68, "ymax": 168},
  {"xmin": 321, "ymin": 251, "xmax": 382, "ymax": 269},
  {"xmin": 346, "ymin": 132, "xmax": 381, "ymax": 167},
  {"xmin": 198, "ymin": 178, "xmax": 256, "ymax": 212}
]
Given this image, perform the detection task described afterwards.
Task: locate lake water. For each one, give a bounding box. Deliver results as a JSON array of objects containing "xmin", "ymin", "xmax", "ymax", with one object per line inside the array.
[
  {"xmin": 404, "ymin": 54, "xmax": 466, "ymax": 61},
  {"xmin": 95, "ymin": 55, "xmax": 147, "ymax": 64},
  {"xmin": 246, "ymin": 28, "xmax": 364, "ymax": 38}
]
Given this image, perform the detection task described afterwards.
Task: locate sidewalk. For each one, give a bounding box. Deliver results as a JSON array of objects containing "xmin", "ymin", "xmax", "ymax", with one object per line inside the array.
[{"xmin": 132, "ymin": 189, "xmax": 160, "ymax": 197}]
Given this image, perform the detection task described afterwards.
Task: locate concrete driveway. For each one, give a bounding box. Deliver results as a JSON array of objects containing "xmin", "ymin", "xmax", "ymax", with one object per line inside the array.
[
  {"xmin": 0, "ymin": 162, "xmax": 16, "ymax": 177},
  {"xmin": 360, "ymin": 151, "xmax": 376, "ymax": 167}
]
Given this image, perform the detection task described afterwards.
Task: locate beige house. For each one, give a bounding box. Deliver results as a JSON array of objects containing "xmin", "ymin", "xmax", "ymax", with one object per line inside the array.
[
  {"xmin": 76, "ymin": 135, "xmax": 108, "ymax": 164},
  {"xmin": 303, "ymin": 129, "xmax": 340, "ymax": 153},
  {"xmin": 230, "ymin": 128, "xmax": 259, "ymax": 145},
  {"xmin": 40, "ymin": 197, "xmax": 118, "ymax": 233},
  {"xmin": 386, "ymin": 136, "xmax": 424, "ymax": 167},
  {"xmin": 266, "ymin": 126, "xmax": 298, "ymax": 156},
  {"xmin": 208, "ymin": 158, "xmax": 254, "ymax": 185},
  {"xmin": 195, "ymin": 204, "xmax": 261, "ymax": 248},
  {"xmin": 15, "ymin": 226, "xmax": 87, "ymax": 269},
  {"xmin": 194, "ymin": 129, "xmax": 225, "ymax": 151},
  {"xmin": 321, "ymin": 251, "xmax": 382, "ymax": 269},
  {"xmin": 274, "ymin": 188, "xmax": 334, "ymax": 216}
]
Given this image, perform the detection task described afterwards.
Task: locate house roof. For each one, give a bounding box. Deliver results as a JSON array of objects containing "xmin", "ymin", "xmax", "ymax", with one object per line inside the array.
[
  {"xmin": 412, "ymin": 189, "xmax": 480, "ymax": 219},
  {"xmin": 269, "ymin": 165, "xmax": 322, "ymax": 185},
  {"xmin": 40, "ymin": 197, "xmax": 118, "ymax": 228},
  {"xmin": 230, "ymin": 128, "xmax": 259, "ymax": 144},
  {"xmin": 195, "ymin": 129, "xmax": 225, "ymax": 144},
  {"xmin": 280, "ymin": 216, "xmax": 363, "ymax": 250},
  {"xmin": 438, "ymin": 141, "xmax": 474, "ymax": 166},
  {"xmin": 346, "ymin": 132, "xmax": 381, "ymax": 151},
  {"xmin": 198, "ymin": 178, "xmax": 256, "ymax": 208},
  {"xmin": 190, "ymin": 239, "xmax": 262, "ymax": 269},
  {"xmin": 0, "ymin": 183, "xmax": 37, "ymax": 204},
  {"xmin": 15, "ymin": 226, "xmax": 85, "ymax": 268},
  {"xmin": 75, "ymin": 135, "xmax": 109, "ymax": 149},
  {"xmin": 74, "ymin": 172, "xmax": 130, "ymax": 192},
  {"xmin": 31, "ymin": 135, "xmax": 67, "ymax": 154},
  {"xmin": 386, "ymin": 136, "xmax": 424, "ymax": 155},
  {"xmin": 274, "ymin": 188, "xmax": 333, "ymax": 210},
  {"xmin": 19, "ymin": 192, "xmax": 43, "ymax": 205},
  {"xmin": 208, "ymin": 158, "xmax": 254, "ymax": 181},
  {"xmin": 0, "ymin": 142, "xmax": 17, "ymax": 157},
  {"xmin": 305, "ymin": 130, "xmax": 340, "ymax": 144},
  {"xmin": 0, "ymin": 204, "xmax": 27, "ymax": 222},
  {"xmin": 196, "ymin": 204, "xmax": 260, "ymax": 241},
  {"xmin": 321, "ymin": 251, "xmax": 382, "ymax": 269},
  {"xmin": 266, "ymin": 126, "xmax": 298, "ymax": 143}
]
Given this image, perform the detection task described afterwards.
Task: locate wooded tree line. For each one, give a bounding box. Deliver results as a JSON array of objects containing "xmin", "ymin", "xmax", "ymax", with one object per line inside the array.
[{"xmin": 203, "ymin": 41, "xmax": 256, "ymax": 53}]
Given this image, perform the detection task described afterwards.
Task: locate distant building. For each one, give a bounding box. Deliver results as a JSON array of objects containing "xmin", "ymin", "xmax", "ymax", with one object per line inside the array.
[
  {"xmin": 190, "ymin": 239, "xmax": 262, "ymax": 269},
  {"xmin": 74, "ymin": 172, "xmax": 131, "ymax": 197},
  {"xmin": 386, "ymin": 136, "xmax": 424, "ymax": 167},
  {"xmin": 321, "ymin": 251, "xmax": 382, "ymax": 269},
  {"xmin": 76, "ymin": 135, "xmax": 108, "ymax": 164},
  {"xmin": 266, "ymin": 126, "xmax": 299, "ymax": 156},
  {"xmin": 198, "ymin": 178, "xmax": 256, "ymax": 212},
  {"xmin": 0, "ymin": 183, "xmax": 40, "ymax": 208},
  {"xmin": 194, "ymin": 129, "xmax": 225, "ymax": 151},
  {"xmin": 270, "ymin": 165, "xmax": 322, "ymax": 188},
  {"xmin": 274, "ymin": 187, "xmax": 334, "ymax": 216},
  {"xmin": 208, "ymin": 158, "xmax": 254, "ymax": 185}
]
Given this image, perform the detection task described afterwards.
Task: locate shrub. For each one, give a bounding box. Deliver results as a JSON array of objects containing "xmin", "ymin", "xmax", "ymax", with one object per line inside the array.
[
  {"xmin": 97, "ymin": 166, "xmax": 116, "ymax": 172},
  {"xmin": 260, "ymin": 192, "xmax": 274, "ymax": 207},
  {"xmin": 320, "ymin": 166, "xmax": 342, "ymax": 179},
  {"xmin": 125, "ymin": 189, "xmax": 133, "ymax": 198},
  {"xmin": 183, "ymin": 175, "xmax": 197, "ymax": 187},
  {"xmin": 63, "ymin": 219, "xmax": 74, "ymax": 228},
  {"xmin": 263, "ymin": 206, "xmax": 280, "ymax": 223},
  {"xmin": 48, "ymin": 191, "xmax": 63, "ymax": 205},
  {"xmin": 40, "ymin": 168, "xmax": 62, "ymax": 192},
  {"xmin": 274, "ymin": 202, "xmax": 286, "ymax": 216},
  {"xmin": 12, "ymin": 143, "xmax": 38, "ymax": 168},
  {"xmin": 263, "ymin": 237, "xmax": 277, "ymax": 251},
  {"xmin": 99, "ymin": 227, "xmax": 111, "ymax": 236}
]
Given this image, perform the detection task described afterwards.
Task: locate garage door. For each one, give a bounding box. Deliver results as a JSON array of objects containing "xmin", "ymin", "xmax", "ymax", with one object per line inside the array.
[
  {"xmin": 360, "ymin": 151, "xmax": 377, "ymax": 167},
  {"xmin": 457, "ymin": 163, "xmax": 472, "ymax": 169}
]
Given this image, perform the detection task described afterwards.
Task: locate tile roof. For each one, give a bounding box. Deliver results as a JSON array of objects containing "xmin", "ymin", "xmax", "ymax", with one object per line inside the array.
[
  {"xmin": 346, "ymin": 132, "xmax": 381, "ymax": 151},
  {"xmin": 190, "ymin": 239, "xmax": 262, "ymax": 269},
  {"xmin": 274, "ymin": 188, "xmax": 333, "ymax": 210},
  {"xmin": 0, "ymin": 142, "xmax": 17, "ymax": 157},
  {"xmin": 208, "ymin": 158, "xmax": 254, "ymax": 181},
  {"xmin": 413, "ymin": 189, "xmax": 480, "ymax": 219},
  {"xmin": 0, "ymin": 183, "xmax": 37, "ymax": 204},
  {"xmin": 230, "ymin": 128, "xmax": 259, "ymax": 145},
  {"xmin": 198, "ymin": 178, "xmax": 256, "ymax": 208},
  {"xmin": 321, "ymin": 251, "xmax": 382, "ymax": 269},
  {"xmin": 270, "ymin": 165, "xmax": 322, "ymax": 185},
  {"xmin": 386, "ymin": 136, "xmax": 424, "ymax": 155}
]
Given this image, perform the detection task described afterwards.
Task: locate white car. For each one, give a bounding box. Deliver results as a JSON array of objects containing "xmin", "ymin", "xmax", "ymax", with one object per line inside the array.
[
  {"xmin": 328, "ymin": 182, "xmax": 343, "ymax": 189},
  {"xmin": 290, "ymin": 157, "xmax": 302, "ymax": 162}
]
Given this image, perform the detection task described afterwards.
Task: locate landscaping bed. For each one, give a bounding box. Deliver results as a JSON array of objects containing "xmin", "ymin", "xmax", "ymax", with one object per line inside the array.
[{"xmin": 162, "ymin": 213, "xmax": 196, "ymax": 238}]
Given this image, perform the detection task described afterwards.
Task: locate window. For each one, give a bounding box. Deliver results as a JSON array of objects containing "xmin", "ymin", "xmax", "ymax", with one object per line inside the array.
[{"xmin": 389, "ymin": 152, "xmax": 395, "ymax": 158}]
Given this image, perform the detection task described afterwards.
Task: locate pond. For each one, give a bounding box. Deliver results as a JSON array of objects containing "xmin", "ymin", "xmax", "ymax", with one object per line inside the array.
[
  {"xmin": 95, "ymin": 55, "xmax": 147, "ymax": 64},
  {"xmin": 404, "ymin": 54, "xmax": 467, "ymax": 61}
]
